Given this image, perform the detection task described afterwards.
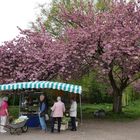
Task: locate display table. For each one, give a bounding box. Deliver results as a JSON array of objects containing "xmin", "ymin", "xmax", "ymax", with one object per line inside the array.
[{"xmin": 21, "ymin": 113, "xmax": 40, "ymax": 128}]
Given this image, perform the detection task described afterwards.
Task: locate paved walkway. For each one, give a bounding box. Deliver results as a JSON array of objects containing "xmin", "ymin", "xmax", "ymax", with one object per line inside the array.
[{"xmin": 0, "ymin": 119, "xmax": 140, "ymax": 140}]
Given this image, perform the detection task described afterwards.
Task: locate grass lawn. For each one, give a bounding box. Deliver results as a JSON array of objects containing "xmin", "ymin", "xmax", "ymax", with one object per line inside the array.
[
  {"xmin": 80, "ymin": 99, "xmax": 140, "ymax": 121},
  {"xmin": 9, "ymin": 99, "xmax": 140, "ymax": 121}
]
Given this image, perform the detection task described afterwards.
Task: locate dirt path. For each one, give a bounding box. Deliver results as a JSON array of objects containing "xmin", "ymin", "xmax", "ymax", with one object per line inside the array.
[{"xmin": 0, "ymin": 119, "xmax": 140, "ymax": 140}]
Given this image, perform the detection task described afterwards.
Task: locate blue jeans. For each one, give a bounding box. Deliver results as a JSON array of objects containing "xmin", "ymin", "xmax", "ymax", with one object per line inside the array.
[{"xmin": 39, "ymin": 116, "xmax": 47, "ymax": 131}]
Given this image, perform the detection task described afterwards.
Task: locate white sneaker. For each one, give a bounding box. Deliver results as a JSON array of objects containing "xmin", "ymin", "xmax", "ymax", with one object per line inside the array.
[{"xmin": 0, "ymin": 130, "xmax": 7, "ymax": 133}]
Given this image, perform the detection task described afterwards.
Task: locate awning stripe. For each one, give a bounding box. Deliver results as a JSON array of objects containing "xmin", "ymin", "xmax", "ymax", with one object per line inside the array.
[{"xmin": 0, "ymin": 81, "xmax": 82, "ymax": 94}]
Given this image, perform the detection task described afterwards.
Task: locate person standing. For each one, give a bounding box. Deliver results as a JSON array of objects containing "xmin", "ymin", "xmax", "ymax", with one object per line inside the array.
[
  {"xmin": 0, "ymin": 97, "xmax": 9, "ymax": 133},
  {"xmin": 39, "ymin": 94, "xmax": 47, "ymax": 132},
  {"xmin": 70, "ymin": 98, "xmax": 77, "ymax": 131},
  {"xmin": 51, "ymin": 96, "xmax": 65, "ymax": 133}
]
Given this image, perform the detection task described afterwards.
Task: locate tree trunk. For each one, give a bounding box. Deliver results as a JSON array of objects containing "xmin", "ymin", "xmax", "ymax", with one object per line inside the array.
[
  {"xmin": 108, "ymin": 67, "xmax": 128, "ymax": 113},
  {"xmin": 113, "ymin": 93, "xmax": 122, "ymax": 113}
]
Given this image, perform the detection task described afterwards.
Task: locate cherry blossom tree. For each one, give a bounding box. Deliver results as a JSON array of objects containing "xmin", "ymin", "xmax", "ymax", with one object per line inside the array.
[
  {"xmin": 57, "ymin": 0, "xmax": 140, "ymax": 112},
  {"xmin": 0, "ymin": 27, "xmax": 63, "ymax": 83}
]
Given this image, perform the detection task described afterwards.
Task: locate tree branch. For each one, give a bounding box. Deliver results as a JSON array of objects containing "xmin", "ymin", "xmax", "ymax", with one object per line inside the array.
[
  {"xmin": 120, "ymin": 77, "xmax": 129, "ymax": 92},
  {"xmin": 127, "ymin": 76, "xmax": 140, "ymax": 86},
  {"xmin": 108, "ymin": 66, "xmax": 119, "ymax": 92}
]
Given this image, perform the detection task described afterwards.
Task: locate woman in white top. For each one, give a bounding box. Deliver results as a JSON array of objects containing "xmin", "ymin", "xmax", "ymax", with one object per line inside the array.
[{"xmin": 70, "ymin": 98, "xmax": 77, "ymax": 131}]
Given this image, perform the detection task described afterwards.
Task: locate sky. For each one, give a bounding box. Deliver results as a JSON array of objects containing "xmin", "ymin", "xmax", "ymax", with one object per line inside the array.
[{"xmin": 0, "ymin": 0, "xmax": 51, "ymax": 44}]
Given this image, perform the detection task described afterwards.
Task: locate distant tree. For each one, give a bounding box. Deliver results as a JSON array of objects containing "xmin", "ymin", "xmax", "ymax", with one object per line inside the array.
[
  {"xmin": 31, "ymin": 0, "xmax": 72, "ymax": 37},
  {"xmin": 95, "ymin": 0, "xmax": 111, "ymax": 11},
  {"xmin": 32, "ymin": 0, "xmax": 95, "ymax": 37}
]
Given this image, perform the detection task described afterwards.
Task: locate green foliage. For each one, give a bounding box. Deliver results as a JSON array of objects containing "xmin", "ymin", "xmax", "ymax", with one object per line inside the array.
[
  {"xmin": 95, "ymin": 0, "xmax": 111, "ymax": 12},
  {"xmin": 32, "ymin": 0, "xmax": 73, "ymax": 37},
  {"xmin": 122, "ymin": 85, "xmax": 140, "ymax": 107},
  {"xmin": 8, "ymin": 94, "xmax": 19, "ymax": 106},
  {"xmin": 9, "ymin": 106, "xmax": 19, "ymax": 118},
  {"xmin": 75, "ymin": 72, "xmax": 112, "ymax": 103},
  {"xmin": 43, "ymin": 0, "xmax": 64, "ymax": 36},
  {"xmin": 122, "ymin": 86, "xmax": 134, "ymax": 106},
  {"xmin": 88, "ymin": 74, "xmax": 112, "ymax": 103}
]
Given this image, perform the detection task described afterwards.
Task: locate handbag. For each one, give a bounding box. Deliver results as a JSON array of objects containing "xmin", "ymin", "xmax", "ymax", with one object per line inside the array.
[
  {"xmin": 45, "ymin": 114, "xmax": 49, "ymax": 121},
  {"xmin": 40, "ymin": 112, "xmax": 46, "ymax": 117}
]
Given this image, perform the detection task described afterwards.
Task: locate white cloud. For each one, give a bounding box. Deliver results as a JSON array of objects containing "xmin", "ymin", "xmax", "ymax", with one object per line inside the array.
[{"xmin": 0, "ymin": 0, "xmax": 51, "ymax": 44}]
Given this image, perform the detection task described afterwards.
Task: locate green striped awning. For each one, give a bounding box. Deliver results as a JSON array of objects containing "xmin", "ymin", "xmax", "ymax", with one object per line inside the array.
[{"xmin": 0, "ymin": 81, "xmax": 82, "ymax": 94}]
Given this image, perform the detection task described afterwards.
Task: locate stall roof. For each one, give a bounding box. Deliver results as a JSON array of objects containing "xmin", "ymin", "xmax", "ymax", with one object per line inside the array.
[{"xmin": 0, "ymin": 81, "xmax": 82, "ymax": 94}]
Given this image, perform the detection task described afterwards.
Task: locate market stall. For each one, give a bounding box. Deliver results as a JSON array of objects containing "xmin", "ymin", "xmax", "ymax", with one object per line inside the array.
[
  {"xmin": 0, "ymin": 81, "xmax": 82, "ymax": 129},
  {"xmin": 20, "ymin": 93, "xmax": 40, "ymax": 127}
]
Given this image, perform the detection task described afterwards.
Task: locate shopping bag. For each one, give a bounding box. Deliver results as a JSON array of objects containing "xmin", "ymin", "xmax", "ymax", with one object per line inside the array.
[{"xmin": 45, "ymin": 114, "xmax": 49, "ymax": 121}]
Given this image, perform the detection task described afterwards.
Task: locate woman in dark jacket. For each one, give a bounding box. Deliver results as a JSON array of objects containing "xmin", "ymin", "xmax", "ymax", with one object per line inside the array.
[{"xmin": 39, "ymin": 94, "xmax": 47, "ymax": 132}]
